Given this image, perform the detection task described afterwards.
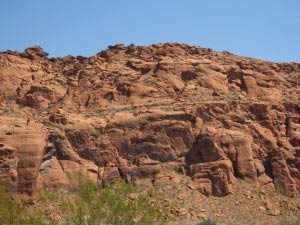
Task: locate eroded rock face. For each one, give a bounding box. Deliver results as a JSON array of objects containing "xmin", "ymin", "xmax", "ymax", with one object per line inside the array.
[
  {"xmin": 0, "ymin": 116, "xmax": 46, "ymax": 202},
  {"xmin": 0, "ymin": 143, "xmax": 18, "ymax": 193},
  {"xmin": 1, "ymin": 43, "xmax": 300, "ymax": 198},
  {"xmin": 190, "ymin": 160, "xmax": 235, "ymax": 196}
]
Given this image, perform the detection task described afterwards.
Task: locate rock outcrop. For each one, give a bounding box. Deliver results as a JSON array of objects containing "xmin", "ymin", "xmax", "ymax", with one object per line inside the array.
[{"xmin": 0, "ymin": 43, "xmax": 300, "ymax": 200}]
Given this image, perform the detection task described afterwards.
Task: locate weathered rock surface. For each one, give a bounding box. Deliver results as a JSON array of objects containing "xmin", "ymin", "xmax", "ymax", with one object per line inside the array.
[{"xmin": 0, "ymin": 43, "xmax": 300, "ymax": 199}]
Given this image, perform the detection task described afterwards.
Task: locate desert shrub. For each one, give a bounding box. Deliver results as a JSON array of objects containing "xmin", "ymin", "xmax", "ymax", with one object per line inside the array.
[
  {"xmin": 61, "ymin": 176, "xmax": 163, "ymax": 225},
  {"xmin": 90, "ymin": 131, "xmax": 100, "ymax": 138},
  {"xmin": 1, "ymin": 174, "xmax": 165, "ymax": 225},
  {"xmin": 37, "ymin": 173, "xmax": 164, "ymax": 225},
  {"xmin": 0, "ymin": 184, "xmax": 46, "ymax": 225},
  {"xmin": 64, "ymin": 128, "xmax": 76, "ymax": 132},
  {"xmin": 197, "ymin": 220, "xmax": 217, "ymax": 225},
  {"xmin": 278, "ymin": 218, "xmax": 300, "ymax": 225}
]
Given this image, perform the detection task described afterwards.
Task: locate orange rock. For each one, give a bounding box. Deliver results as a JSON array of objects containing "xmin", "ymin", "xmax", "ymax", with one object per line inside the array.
[{"xmin": 0, "ymin": 43, "xmax": 300, "ymax": 200}]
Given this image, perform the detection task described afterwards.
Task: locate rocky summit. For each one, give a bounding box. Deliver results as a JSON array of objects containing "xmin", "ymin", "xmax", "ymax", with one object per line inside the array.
[{"xmin": 0, "ymin": 43, "xmax": 300, "ymax": 222}]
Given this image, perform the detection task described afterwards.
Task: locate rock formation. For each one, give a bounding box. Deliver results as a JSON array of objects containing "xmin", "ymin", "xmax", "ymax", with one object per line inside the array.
[{"xmin": 0, "ymin": 43, "xmax": 300, "ymax": 201}]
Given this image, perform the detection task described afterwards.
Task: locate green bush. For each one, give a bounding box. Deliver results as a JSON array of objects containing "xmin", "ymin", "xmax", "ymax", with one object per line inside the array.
[
  {"xmin": 1, "ymin": 175, "xmax": 165, "ymax": 225},
  {"xmin": 90, "ymin": 131, "xmax": 100, "ymax": 138},
  {"xmin": 60, "ymin": 176, "xmax": 163, "ymax": 225},
  {"xmin": 0, "ymin": 184, "xmax": 46, "ymax": 225},
  {"xmin": 197, "ymin": 220, "xmax": 217, "ymax": 225}
]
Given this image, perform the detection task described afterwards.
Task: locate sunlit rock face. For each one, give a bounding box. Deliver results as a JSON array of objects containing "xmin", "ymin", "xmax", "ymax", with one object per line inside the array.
[{"xmin": 0, "ymin": 43, "xmax": 300, "ymax": 200}]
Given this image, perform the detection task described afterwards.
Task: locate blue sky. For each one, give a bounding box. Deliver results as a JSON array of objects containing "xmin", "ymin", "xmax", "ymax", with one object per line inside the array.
[{"xmin": 0, "ymin": 0, "xmax": 299, "ymax": 62}]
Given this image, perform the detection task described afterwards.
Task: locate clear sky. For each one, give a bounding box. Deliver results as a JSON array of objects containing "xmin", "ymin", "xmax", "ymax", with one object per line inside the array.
[{"xmin": 0, "ymin": 0, "xmax": 299, "ymax": 62}]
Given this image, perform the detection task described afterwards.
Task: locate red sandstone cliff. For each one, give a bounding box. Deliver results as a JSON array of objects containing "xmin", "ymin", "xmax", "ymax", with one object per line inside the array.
[{"xmin": 1, "ymin": 43, "xmax": 300, "ymax": 203}]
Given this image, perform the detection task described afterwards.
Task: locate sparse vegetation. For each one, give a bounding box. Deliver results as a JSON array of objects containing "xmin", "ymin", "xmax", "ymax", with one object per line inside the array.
[
  {"xmin": 113, "ymin": 58, "xmax": 120, "ymax": 62},
  {"xmin": 197, "ymin": 220, "xmax": 217, "ymax": 225},
  {"xmin": 159, "ymin": 104, "xmax": 174, "ymax": 111},
  {"xmin": 0, "ymin": 175, "xmax": 165, "ymax": 225},
  {"xmin": 64, "ymin": 128, "xmax": 76, "ymax": 132},
  {"xmin": 0, "ymin": 183, "xmax": 47, "ymax": 224},
  {"xmin": 0, "ymin": 108, "xmax": 13, "ymax": 115},
  {"xmin": 278, "ymin": 219, "xmax": 300, "ymax": 225},
  {"xmin": 90, "ymin": 131, "xmax": 100, "ymax": 138},
  {"xmin": 175, "ymin": 89, "xmax": 182, "ymax": 97},
  {"xmin": 226, "ymin": 90, "xmax": 241, "ymax": 100},
  {"xmin": 84, "ymin": 114, "xmax": 93, "ymax": 118}
]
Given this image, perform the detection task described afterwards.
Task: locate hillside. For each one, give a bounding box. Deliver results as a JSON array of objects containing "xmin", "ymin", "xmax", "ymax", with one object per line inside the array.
[{"xmin": 1, "ymin": 43, "xmax": 300, "ymax": 224}]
